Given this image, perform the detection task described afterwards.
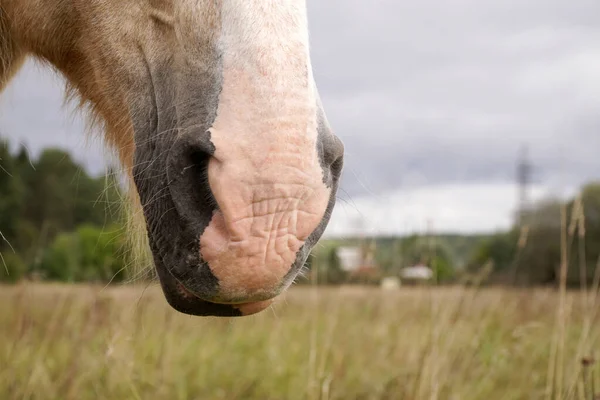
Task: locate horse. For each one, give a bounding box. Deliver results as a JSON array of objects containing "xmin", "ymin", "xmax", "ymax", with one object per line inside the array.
[{"xmin": 0, "ymin": 1, "xmax": 344, "ymax": 317}]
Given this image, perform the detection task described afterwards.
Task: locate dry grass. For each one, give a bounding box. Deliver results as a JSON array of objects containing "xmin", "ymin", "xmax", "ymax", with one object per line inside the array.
[{"xmin": 1, "ymin": 283, "xmax": 599, "ymax": 400}]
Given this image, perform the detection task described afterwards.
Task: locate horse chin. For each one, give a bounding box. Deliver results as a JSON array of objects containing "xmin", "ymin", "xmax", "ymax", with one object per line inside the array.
[
  {"xmin": 151, "ymin": 254, "xmax": 275, "ymax": 317},
  {"xmin": 175, "ymin": 281, "xmax": 276, "ymax": 316}
]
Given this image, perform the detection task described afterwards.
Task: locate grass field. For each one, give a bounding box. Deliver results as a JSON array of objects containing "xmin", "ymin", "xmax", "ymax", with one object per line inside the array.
[{"xmin": 1, "ymin": 283, "xmax": 599, "ymax": 400}]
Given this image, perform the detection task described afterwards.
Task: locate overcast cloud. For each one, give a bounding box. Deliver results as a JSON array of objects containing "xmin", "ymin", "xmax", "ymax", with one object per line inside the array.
[{"xmin": 1, "ymin": 0, "xmax": 599, "ymax": 235}]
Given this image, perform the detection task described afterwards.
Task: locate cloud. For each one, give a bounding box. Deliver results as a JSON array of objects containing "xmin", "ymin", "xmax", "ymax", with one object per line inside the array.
[{"xmin": 307, "ymin": 0, "xmax": 600, "ymax": 195}]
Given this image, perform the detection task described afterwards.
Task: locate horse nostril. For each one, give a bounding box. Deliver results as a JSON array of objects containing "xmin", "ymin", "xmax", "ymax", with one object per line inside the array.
[
  {"xmin": 324, "ymin": 134, "xmax": 344, "ymax": 180},
  {"xmin": 167, "ymin": 132, "xmax": 218, "ymax": 229},
  {"xmin": 182, "ymin": 133, "xmax": 215, "ymax": 167},
  {"xmin": 331, "ymin": 152, "xmax": 344, "ymax": 180},
  {"xmin": 185, "ymin": 149, "xmax": 216, "ymax": 203}
]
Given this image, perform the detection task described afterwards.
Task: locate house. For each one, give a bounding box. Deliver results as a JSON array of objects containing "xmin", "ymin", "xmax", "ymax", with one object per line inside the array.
[
  {"xmin": 336, "ymin": 242, "xmax": 381, "ymax": 283},
  {"xmin": 336, "ymin": 246, "xmax": 363, "ymax": 272}
]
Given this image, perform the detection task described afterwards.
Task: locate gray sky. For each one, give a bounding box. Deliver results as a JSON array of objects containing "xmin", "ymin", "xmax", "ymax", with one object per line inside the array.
[{"xmin": 1, "ymin": 0, "xmax": 599, "ymax": 234}]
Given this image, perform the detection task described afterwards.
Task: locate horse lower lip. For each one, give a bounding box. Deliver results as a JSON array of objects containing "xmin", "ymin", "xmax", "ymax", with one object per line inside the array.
[{"xmin": 176, "ymin": 281, "xmax": 273, "ymax": 307}]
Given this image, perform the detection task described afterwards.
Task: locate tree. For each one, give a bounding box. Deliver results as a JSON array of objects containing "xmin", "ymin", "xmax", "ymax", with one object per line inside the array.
[
  {"xmin": 0, "ymin": 252, "xmax": 27, "ymax": 283},
  {"xmin": 563, "ymin": 183, "xmax": 600, "ymax": 286},
  {"xmin": 40, "ymin": 225, "xmax": 127, "ymax": 282},
  {"xmin": 467, "ymin": 230, "xmax": 519, "ymax": 274}
]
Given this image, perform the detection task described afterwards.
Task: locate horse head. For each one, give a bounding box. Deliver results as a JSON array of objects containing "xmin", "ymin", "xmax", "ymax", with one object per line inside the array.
[{"xmin": 0, "ymin": 0, "xmax": 344, "ymax": 316}]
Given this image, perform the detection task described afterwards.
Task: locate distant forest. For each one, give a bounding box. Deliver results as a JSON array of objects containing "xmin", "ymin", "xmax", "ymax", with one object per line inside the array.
[
  {"xmin": 2, "ymin": 139, "xmax": 600, "ymax": 288},
  {"xmin": 0, "ymin": 140, "xmax": 126, "ymax": 283}
]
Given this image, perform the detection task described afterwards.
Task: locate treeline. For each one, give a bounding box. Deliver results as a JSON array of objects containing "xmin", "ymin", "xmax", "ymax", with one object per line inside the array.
[
  {"xmin": 467, "ymin": 183, "xmax": 600, "ymax": 287},
  {"xmin": 0, "ymin": 140, "xmax": 128, "ymax": 283}
]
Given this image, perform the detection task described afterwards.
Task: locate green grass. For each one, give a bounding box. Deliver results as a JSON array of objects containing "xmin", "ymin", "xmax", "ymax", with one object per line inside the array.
[{"xmin": 1, "ymin": 283, "xmax": 599, "ymax": 400}]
